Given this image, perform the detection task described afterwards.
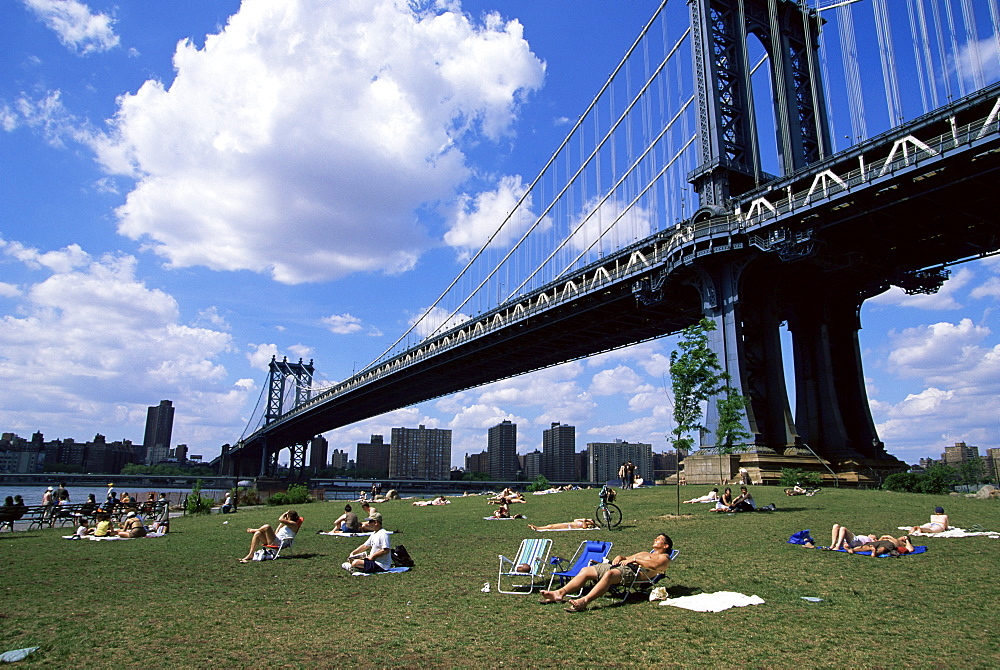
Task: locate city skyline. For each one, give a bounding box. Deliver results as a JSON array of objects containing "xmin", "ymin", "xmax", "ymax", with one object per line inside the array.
[{"xmin": 1, "ymin": 0, "xmax": 998, "ymax": 468}]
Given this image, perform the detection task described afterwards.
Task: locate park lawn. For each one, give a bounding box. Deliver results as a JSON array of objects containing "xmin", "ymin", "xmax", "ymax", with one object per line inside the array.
[{"xmin": 1, "ymin": 486, "xmax": 998, "ymax": 668}]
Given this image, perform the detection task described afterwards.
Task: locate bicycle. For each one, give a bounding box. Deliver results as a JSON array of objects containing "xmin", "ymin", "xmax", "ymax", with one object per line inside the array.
[{"xmin": 594, "ymin": 485, "xmax": 622, "ymax": 528}]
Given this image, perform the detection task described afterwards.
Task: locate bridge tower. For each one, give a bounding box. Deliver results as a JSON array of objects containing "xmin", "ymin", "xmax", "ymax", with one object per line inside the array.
[
  {"xmin": 262, "ymin": 356, "xmax": 316, "ymax": 478},
  {"xmin": 684, "ymin": 0, "xmax": 902, "ymax": 478}
]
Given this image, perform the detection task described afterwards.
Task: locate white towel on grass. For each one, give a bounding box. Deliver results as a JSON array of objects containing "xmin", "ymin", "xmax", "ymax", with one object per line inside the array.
[
  {"xmin": 899, "ymin": 526, "xmax": 1000, "ymax": 538},
  {"xmin": 660, "ymin": 591, "xmax": 765, "ymax": 612}
]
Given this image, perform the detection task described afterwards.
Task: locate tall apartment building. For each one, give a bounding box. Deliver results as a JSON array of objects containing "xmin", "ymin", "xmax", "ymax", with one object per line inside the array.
[
  {"xmin": 329, "ymin": 448, "xmax": 349, "ymax": 470},
  {"xmin": 143, "ymin": 400, "xmax": 175, "ymax": 466},
  {"xmin": 309, "ymin": 435, "xmax": 329, "ymax": 473},
  {"xmin": 389, "ymin": 425, "xmax": 452, "ymax": 480},
  {"xmin": 465, "ymin": 450, "xmax": 489, "ymax": 474},
  {"xmin": 521, "ymin": 450, "xmax": 541, "ymax": 481},
  {"xmin": 356, "ymin": 435, "xmax": 390, "ymax": 476},
  {"xmin": 587, "ymin": 439, "xmax": 653, "ymax": 483},
  {"xmin": 488, "ymin": 420, "xmax": 518, "ymax": 480},
  {"xmin": 986, "ymin": 448, "xmax": 1000, "ymax": 484},
  {"xmin": 942, "ymin": 442, "xmax": 979, "ymax": 466},
  {"xmin": 541, "ymin": 422, "xmax": 576, "ymax": 482}
]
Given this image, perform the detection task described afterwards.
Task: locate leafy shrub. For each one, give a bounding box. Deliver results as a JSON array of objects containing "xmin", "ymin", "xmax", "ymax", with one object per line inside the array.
[
  {"xmin": 235, "ymin": 487, "xmax": 262, "ymax": 506},
  {"xmin": 267, "ymin": 483, "xmax": 312, "ymax": 506},
  {"xmin": 779, "ymin": 468, "xmax": 822, "ymax": 487},
  {"xmin": 883, "ymin": 472, "xmax": 922, "ymax": 493},
  {"xmin": 526, "ymin": 474, "xmax": 550, "ymax": 492},
  {"xmin": 184, "ymin": 481, "xmax": 215, "ymax": 515}
]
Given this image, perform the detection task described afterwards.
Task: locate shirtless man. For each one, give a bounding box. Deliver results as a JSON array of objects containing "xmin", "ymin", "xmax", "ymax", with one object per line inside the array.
[
  {"xmin": 538, "ymin": 533, "xmax": 672, "ymax": 612},
  {"xmin": 529, "ymin": 518, "xmax": 597, "ymax": 531}
]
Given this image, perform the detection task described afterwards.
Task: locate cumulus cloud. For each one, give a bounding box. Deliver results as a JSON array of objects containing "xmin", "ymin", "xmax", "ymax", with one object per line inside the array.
[
  {"xmin": 444, "ymin": 174, "xmax": 542, "ymax": 260},
  {"xmin": 409, "ymin": 305, "xmax": 470, "ymax": 338},
  {"xmin": 0, "ymin": 241, "xmax": 243, "ymax": 443},
  {"xmin": 322, "ymin": 313, "xmax": 364, "ymax": 335},
  {"xmin": 22, "ymin": 0, "xmax": 119, "ymax": 55},
  {"xmin": 589, "ymin": 365, "xmax": 654, "ymax": 396},
  {"xmin": 247, "ymin": 343, "xmax": 278, "ymax": 371},
  {"xmin": 91, "ymin": 0, "xmax": 544, "ymax": 284},
  {"xmin": 886, "ymin": 318, "xmax": 999, "ymax": 387},
  {"xmin": 567, "ymin": 197, "xmax": 653, "ymax": 254}
]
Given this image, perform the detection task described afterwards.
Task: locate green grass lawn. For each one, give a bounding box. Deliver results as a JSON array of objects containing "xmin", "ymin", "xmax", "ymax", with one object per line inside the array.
[{"xmin": 2, "ymin": 486, "xmax": 998, "ymax": 668}]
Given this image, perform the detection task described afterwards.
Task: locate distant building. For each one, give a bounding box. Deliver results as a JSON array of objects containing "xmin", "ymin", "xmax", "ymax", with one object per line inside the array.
[
  {"xmin": 521, "ymin": 450, "xmax": 541, "ymax": 481},
  {"xmin": 986, "ymin": 448, "xmax": 1000, "ymax": 483},
  {"xmin": 356, "ymin": 435, "xmax": 390, "ymax": 476},
  {"xmin": 389, "ymin": 425, "xmax": 452, "ymax": 480},
  {"xmin": 488, "ymin": 420, "xmax": 518, "ymax": 480},
  {"xmin": 587, "ymin": 439, "xmax": 653, "ymax": 483},
  {"xmin": 653, "ymin": 451, "xmax": 682, "ymax": 480},
  {"xmin": 143, "ymin": 400, "xmax": 175, "ymax": 466},
  {"xmin": 465, "ymin": 450, "xmax": 489, "ymax": 474},
  {"xmin": 309, "ymin": 435, "xmax": 329, "ymax": 473},
  {"xmin": 541, "ymin": 423, "xmax": 576, "ymax": 481},
  {"xmin": 329, "ymin": 448, "xmax": 349, "ymax": 470},
  {"xmin": 942, "ymin": 442, "xmax": 979, "ymax": 466}
]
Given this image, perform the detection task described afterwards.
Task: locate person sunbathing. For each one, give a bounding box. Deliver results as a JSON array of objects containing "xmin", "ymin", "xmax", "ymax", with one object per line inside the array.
[
  {"xmin": 117, "ymin": 511, "xmax": 147, "ymax": 538},
  {"xmin": 847, "ymin": 535, "xmax": 915, "ymax": 557},
  {"xmin": 784, "ymin": 483, "xmax": 808, "ymax": 496},
  {"xmin": 822, "ymin": 523, "xmax": 877, "ymax": 551},
  {"xmin": 910, "ymin": 507, "xmax": 949, "ymax": 534},
  {"xmin": 411, "ymin": 496, "xmax": 448, "ymax": 507},
  {"xmin": 529, "ymin": 518, "xmax": 597, "ymax": 531},
  {"xmin": 240, "ymin": 510, "xmax": 302, "ymax": 563},
  {"xmin": 538, "ymin": 534, "xmax": 672, "ymax": 612},
  {"xmin": 683, "ymin": 489, "xmax": 719, "ymax": 504}
]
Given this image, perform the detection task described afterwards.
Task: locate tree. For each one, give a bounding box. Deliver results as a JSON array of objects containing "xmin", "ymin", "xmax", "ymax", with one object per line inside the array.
[
  {"xmin": 956, "ymin": 457, "xmax": 985, "ymax": 487},
  {"xmin": 714, "ymin": 385, "xmax": 751, "ymax": 484},
  {"xmin": 669, "ymin": 318, "xmax": 727, "ymax": 455}
]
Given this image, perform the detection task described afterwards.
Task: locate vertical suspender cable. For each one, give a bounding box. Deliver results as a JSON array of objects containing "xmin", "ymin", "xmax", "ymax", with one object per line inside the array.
[
  {"xmin": 873, "ymin": 0, "xmax": 903, "ymax": 126},
  {"xmin": 930, "ymin": 0, "xmax": 955, "ymax": 101},
  {"xmin": 837, "ymin": 2, "xmax": 867, "ymax": 143},
  {"xmin": 990, "ymin": 1, "xmax": 1000, "ymax": 76},
  {"xmin": 959, "ymin": 0, "xmax": 985, "ymax": 91},
  {"xmin": 800, "ymin": 0, "xmax": 828, "ymax": 159},
  {"xmin": 912, "ymin": 0, "xmax": 938, "ymax": 112},
  {"xmin": 768, "ymin": 0, "xmax": 793, "ymax": 171},
  {"xmin": 943, "ymin": 0, "xmax": 966, "ymax": 97},
  {"xmin": 817, "ymin": 19, "xmax": 840, "ymax": 152}
]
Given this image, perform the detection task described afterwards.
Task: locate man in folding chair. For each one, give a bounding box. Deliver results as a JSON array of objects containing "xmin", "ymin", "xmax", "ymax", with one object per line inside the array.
[{"xmin": 537, "ymin": 533, "xmax": 672, "ymax": 612}]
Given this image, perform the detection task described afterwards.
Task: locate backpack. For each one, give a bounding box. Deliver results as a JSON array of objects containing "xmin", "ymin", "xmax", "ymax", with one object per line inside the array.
[{"xmin": 391, "ymin": 544, "xmax": 415, "ymax": 568}]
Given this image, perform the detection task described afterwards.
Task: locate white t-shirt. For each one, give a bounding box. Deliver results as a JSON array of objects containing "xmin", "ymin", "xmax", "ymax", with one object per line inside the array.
[{"xmin": 367, "ymin": 528, "xmax": 392, "ymax": 571}]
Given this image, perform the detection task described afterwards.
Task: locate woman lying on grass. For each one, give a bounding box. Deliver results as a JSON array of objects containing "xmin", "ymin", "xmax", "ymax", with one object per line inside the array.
[{"xmin": 529, "ymin": 518, "xmax": 597, "ymax": 531}]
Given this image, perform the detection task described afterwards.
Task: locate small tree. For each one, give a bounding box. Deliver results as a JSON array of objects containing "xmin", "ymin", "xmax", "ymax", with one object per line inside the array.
[
  {"xmin": 669, "ymin": 318, "xmax": 727, "ymax": 455},
  {"xmin": 526, "ymin": 474, "xmax": 550, "ymax": 493},
  {"xmin": 714, "ymin": 385, "xmax": 751, "ymax": 484}
]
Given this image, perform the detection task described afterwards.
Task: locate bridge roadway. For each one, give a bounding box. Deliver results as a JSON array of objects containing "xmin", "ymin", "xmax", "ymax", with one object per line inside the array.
[{"xmin": 230, "ymin": 83, "xmax": 1000, "ymax": 471}]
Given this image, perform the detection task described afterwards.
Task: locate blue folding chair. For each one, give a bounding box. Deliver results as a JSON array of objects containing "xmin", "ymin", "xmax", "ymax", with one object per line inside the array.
[{"xmin": 547, "ymin": 540, "xmax": 614, "ymax": 596}]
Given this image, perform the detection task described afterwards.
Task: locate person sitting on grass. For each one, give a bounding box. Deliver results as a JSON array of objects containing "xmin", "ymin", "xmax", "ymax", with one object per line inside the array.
[
  {"xmin": 529, "ymin": 518, "xmax": 597, "ymax": 531},
  {"xmin": 709, "ymin": 488, "xmax": 734, "ymax": 512},
  {"xmin": 538, "ymin": 534, "xmax": 673, "ymax": 612},
  {"xmin": 239, "ymin": 510, "xmax": 302, "ymax": 563},
  {"xmin": 910, "ymin": 507, "xmax": 949, "ymax": 534},
  {"xmin": 343, "ymin": 513, "xmax": 391, "ymax": 573},
  {"xmin": 328, "ymin": 504, "xmax": 361, "ymax": 533},
  {"xmin": 683, "ymin": 488, "xmax": 719, "ymax": 504},
  {"xmin": 725, "ymin": 486, "xmax": 756, "ymax": 512},
  {"xmin": 117, "ymin": 511, "xmax": 147, "ymax": 538},
  {"xmin": 847, "ymin": 535, "xmax": 915, "ymax": 557},
  {"xmin": 360, "ymin": 501, "xmax": 378, "ymax": 519},
  {"xmin": 92, "ymin": 513, "xmax": 113, "ymax": 537}
]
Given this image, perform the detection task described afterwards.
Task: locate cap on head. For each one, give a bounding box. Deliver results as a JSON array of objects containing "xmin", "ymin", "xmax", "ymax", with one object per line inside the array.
[
  {"xmin": 934, "ymin": 506, "xmax": 944, "ymax": 514},
  {"xmin": 127, "ymin": 511, "xmax": 136, "ymax": 518},
  {"xmin": 366, "ymin": 512, "xmax": 383, "ymax": 524}
]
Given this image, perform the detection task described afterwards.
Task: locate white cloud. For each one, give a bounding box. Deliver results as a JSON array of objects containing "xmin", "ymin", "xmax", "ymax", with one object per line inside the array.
[
  {"xmin": 322, "ymin": 313, "xmax": 364, "ymax": 335},
  {"xmin": 0, "ymin": 241, "xmax": 242, "ymax": 444},
  {"xmin": 92, "ymin": 0, "xmax": 544, "ymax": 284},
  {"xmin": 567, "ymin": 197, "xmax": 653, "ymax": 254},
  {"xmin": 22, "ymin": 0, "xmax": 119, "ymax": 55},
  {"xmin": 589, "ymin": 365, "xmax": 654, "ymax": 396},
  {"xmin": 409, "ymin": 305, "xmax": 470, "ymax": 338},
  {"xmin": 247, "ymin": 343, "xmax": 278, "ymax": 371},
  {"xmin": 886, "ymin": 318, "xmax": 998, "ymax": 387},
  {"xmin": 0, "ymin": 282, "xmax": 21, "ymax": 298},
  {"xmin": 952, "ymin": 36, "xmax": 1000, "ymax": 87},
  {"xmin": 444, "ymin": 174, "xmax": 540, "ymax": 259}
]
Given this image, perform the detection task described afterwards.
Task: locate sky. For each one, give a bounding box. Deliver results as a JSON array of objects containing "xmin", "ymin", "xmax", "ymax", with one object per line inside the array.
[{"xmin": 1, "ymin": 0, "xmax": 997, "ymax": 469}]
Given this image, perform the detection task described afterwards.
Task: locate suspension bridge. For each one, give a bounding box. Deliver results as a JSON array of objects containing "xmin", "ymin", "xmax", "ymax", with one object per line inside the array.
[{"xmin": 218, "ymin": 0, "xmax": 1000, "ymax": 483}]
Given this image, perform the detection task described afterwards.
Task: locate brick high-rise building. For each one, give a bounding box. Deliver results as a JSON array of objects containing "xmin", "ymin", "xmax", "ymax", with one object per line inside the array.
[
  {"xmin": 465, "ymin": 450, "xmax": 489, "ymax": 474},
  {"xmin": 389, "ymin": 425, "xmax": 452, "ymax": 480},
  {"xmin": 587, "ymin": 439, "xmax": 653, "ymax": 484},
  {"xmin": 143, "ymin": 400, "xmax": 175, "ymax": 466},
  {"xmin": 488, "ymin": 420, "xmax": 518, "ymax": 481},
  {"xmin": 942, "ymin": 442, "xmax": 979, "ymax": 466},
  {"xmin": 356, "ymin": 435, "xmax": 390, "ymax": 477},
  {"xmin": 541, "ymin": 422, "xmax": 575, "ymax": 482}
]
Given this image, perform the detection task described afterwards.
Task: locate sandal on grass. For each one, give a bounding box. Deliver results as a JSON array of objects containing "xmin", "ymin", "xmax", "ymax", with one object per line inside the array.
[{"xmin": 563, "ymin": 599, "xmax": 587, "ymax": 613}]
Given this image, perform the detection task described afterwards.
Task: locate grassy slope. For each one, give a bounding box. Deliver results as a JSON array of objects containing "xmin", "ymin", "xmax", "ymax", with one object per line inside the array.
[{"xmin": 1, "ymin": 486, "xmax": 998, "ymax": 668}]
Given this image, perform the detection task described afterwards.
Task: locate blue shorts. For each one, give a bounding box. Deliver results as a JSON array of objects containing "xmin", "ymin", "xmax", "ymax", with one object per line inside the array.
[{"xmin": 361, "ymin": 559, "xmax": 386, "ymax": 573}]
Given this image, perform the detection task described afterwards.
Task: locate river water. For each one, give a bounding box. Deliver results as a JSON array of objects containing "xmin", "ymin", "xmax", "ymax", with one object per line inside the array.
[{"xmin": 0, "ymin": 484, "xmax": 227, "ymax": 505}]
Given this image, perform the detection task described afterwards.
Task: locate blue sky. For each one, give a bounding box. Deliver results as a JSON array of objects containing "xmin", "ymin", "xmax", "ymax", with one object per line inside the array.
[{"xmin": 1, "ymin": 0, "xmax": 997, "ymax": 468}]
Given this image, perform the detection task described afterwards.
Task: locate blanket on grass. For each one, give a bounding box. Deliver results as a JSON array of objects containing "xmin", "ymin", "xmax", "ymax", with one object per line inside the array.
[
  {"xmin": 660, "ymin": 591, "xmax": 764, "ymax": 612},
  {"xmin": 351, "ymin": 567, "xmax": 410, "ymax": 576},
  {"xmin": 483, "ymin": 516, "xmax": 525, "ymax": 520},
  {"xmin": 318, "ymin": 530, "xmax": 395, "ymax": 537},
  {"xmin": 832, "ymin": 545, "xmax": 928, "ymax": 557},
  {"xmin": 533, "ymin": 527, "xmax": 598, "ymax": 531},
  {"xmin": 898, "ymin": 526, "xmax": 1000, "ymax": 538},
  {"xmin": 62, "ymin": 532, "xmax": 166, "ymax": 541}
]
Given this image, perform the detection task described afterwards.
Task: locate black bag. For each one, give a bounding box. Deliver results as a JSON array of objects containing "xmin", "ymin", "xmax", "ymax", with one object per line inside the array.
[{"xmin": 391, "ymin": 544, "xmax": 414, "ymax": 568}]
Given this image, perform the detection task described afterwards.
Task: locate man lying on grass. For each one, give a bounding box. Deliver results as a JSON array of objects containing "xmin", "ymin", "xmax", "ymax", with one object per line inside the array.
[{"xmin": 538, "ymin": 533, "xmax": 672, "ymax": 612}]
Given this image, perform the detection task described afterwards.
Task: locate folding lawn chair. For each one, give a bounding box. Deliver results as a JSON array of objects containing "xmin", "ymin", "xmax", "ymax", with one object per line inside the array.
[
  {"xmin": 262, "ymin": 517, "xmax": 304, "ymax": 560},
  {"xmin": 608, "ymin": 549, "xmax": 679, "ymax": 603},
  {"xmin": 497, "ymin": 538, "xmax": 552, "ymax": 594},
  {"xmin": 547, "ymin": 540, "xmax": 614, "ymax": 596}
]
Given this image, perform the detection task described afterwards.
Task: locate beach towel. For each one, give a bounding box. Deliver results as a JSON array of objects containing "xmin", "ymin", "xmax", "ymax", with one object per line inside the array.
[
  {"xmin": 830, "ymin": 545, "xmax": 928, "ymax": 557},
  {"xmin": 898, "ymin": 526, "xmax": 1000, "ymax": 538},
  {"xmin": 660, "ymin": 591, "xmax": 765, "ymax": 612},
  {"xmin": 318, "ymin": 530, "xmax": 395, "ymax": 537},
  {"xmin": 483, "ymin": 516, "xmax": 525, "ymax": 520},
  {"xmin": 533, "ymin": 527, "xmax": 598, "ymax": 531},
  {"xmin": 351, "ymin": 566, "xmax": 410, "ymax": 576},
  {"xmin": 63, "ymin": 532, "xmax": 166, "ymax": 541}
]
